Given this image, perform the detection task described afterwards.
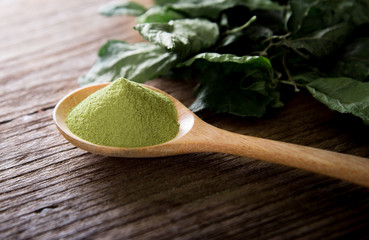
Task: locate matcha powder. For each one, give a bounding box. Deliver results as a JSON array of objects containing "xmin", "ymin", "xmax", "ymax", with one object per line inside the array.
[{"xmin": 65, "ymin": 78, "xmax": 180, "ymax": 148}]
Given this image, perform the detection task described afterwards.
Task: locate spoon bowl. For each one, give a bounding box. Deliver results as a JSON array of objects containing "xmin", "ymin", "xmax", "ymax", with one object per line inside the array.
[
  {"xmin": 53, "ymin": 83, "xmax": 197, "ymax": 158},
  {"xmin": 54, "ymin": 83, "xmax": 369, "ymax": 188}
]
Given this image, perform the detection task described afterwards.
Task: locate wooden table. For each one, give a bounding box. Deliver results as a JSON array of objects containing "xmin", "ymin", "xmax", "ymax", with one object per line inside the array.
[{"xmin": 1, "ymin": 0, "xmax": 369, "ymax": 239}]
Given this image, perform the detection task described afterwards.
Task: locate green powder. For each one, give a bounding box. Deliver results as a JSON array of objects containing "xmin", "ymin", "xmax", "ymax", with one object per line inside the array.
[{"xmin": 65, "ymin": 77, "xmax": 179, "ymax": 148}]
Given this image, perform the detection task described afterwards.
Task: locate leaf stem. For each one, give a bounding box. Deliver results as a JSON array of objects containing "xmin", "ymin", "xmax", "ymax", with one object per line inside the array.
[
  {"xmin": 225, "ymin": 16, "xmax": 257, "ymax": 35},
  {"xmin": 282, "ymin": 50, "xmax": 300, "ymax": 92},
  {"xmin": 279, "ymin": 80, "xmax": 306, "ymax": 89},
  {"xmin": 261, "ymin": 32, "xmax": 291, "ymax": 45}
]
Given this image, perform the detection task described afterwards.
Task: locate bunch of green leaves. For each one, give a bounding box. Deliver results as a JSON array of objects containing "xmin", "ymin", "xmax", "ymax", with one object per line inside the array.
[{"xmin": 80, "ymin": 0, "xmax": 369, "ymax": 124}]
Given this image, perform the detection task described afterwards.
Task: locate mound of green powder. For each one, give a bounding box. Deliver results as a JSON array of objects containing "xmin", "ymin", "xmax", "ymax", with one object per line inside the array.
[{"xmin": 65, "ymin": 77, "xmax": 179, "ymax": 148}]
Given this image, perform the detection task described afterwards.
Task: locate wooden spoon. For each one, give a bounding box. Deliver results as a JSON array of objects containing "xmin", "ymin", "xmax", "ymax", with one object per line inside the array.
[{"xmin": 54, "ymin": 83, "xmax": 369, "ymax": 188}]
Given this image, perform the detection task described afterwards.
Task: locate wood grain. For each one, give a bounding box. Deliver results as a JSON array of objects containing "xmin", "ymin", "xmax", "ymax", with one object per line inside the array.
[{"xmin": 1, "ymin": 0, "xmax": 369, "ymax": 239}]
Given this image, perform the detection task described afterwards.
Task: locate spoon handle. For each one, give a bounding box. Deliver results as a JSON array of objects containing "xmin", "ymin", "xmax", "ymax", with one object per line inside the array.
[{"xmin": 195, "ymin": 122, "xmax": 369, "ymax": 188}]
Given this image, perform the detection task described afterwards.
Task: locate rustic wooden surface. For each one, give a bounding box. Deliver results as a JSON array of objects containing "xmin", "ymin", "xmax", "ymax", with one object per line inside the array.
[{"xmin": 1, "ymin": 0, "xmax": 369, "ymax": 239}]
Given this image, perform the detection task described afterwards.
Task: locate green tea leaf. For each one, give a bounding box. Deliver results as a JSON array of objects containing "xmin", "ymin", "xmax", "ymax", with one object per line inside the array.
[
  {"xmin": 288, "ymin": 0, "xmax": 369, "ymax": 37},
  {"xmin": 136, "ymin": 5, "xmax": 184, "ymax": 23},
  {"xmin": 287, "ymin": 0, "xmax": 317, "ymax": 34},
  {"xmin": 215, "ymin": 9, "xmax": 285, "ymax": 56},
  {"xmin": 78, "ymin": 40, "xmax": 178, "ymax": 86},
  {"xmin": 134, "ymin": 19, "xmax": 219, "ymax": 58},
  {"xmin": 291, "ymin": 71, "xmax": 326, "ymax": 85},
  {"xmin": 127, "ymin": 0, "xmax": 281, "ymax": 24},
  {"xmin": 182, "ymin": 52, "xmax": 272, "ymax": 70},
  {"xmin": 154, "ymin": 0, "xmax": 180, "ymax": 5},
  {"xmin": 283, "ymin": 23, "xmax": 354, "ymax": 58},
  {"xmin": 99, "ymin": 1, "xmax": 146, "ymax": 16},
  {"xmin": 307, "ymin": 77, "xmax": 369, "ymax": 124},
  {"xmin": 333, "ymin": 37, "xmax": 369, "ymax": 82},
  {"xmin": 165, "ymin": 0, "xmax": 282, "ymax": 20},
  {"xmin": 181, "ymin": 53, "xmax": 282, "ymax": 117}
]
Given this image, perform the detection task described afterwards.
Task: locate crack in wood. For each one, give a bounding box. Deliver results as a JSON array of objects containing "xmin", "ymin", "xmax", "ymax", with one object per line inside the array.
[
  {"xmin": 34, "ymin": 205, "xmax": 58, "ymax": 214},
  {"xmin": 0, "ymin": 105, "xmax": 55, "ymax": 126}
]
